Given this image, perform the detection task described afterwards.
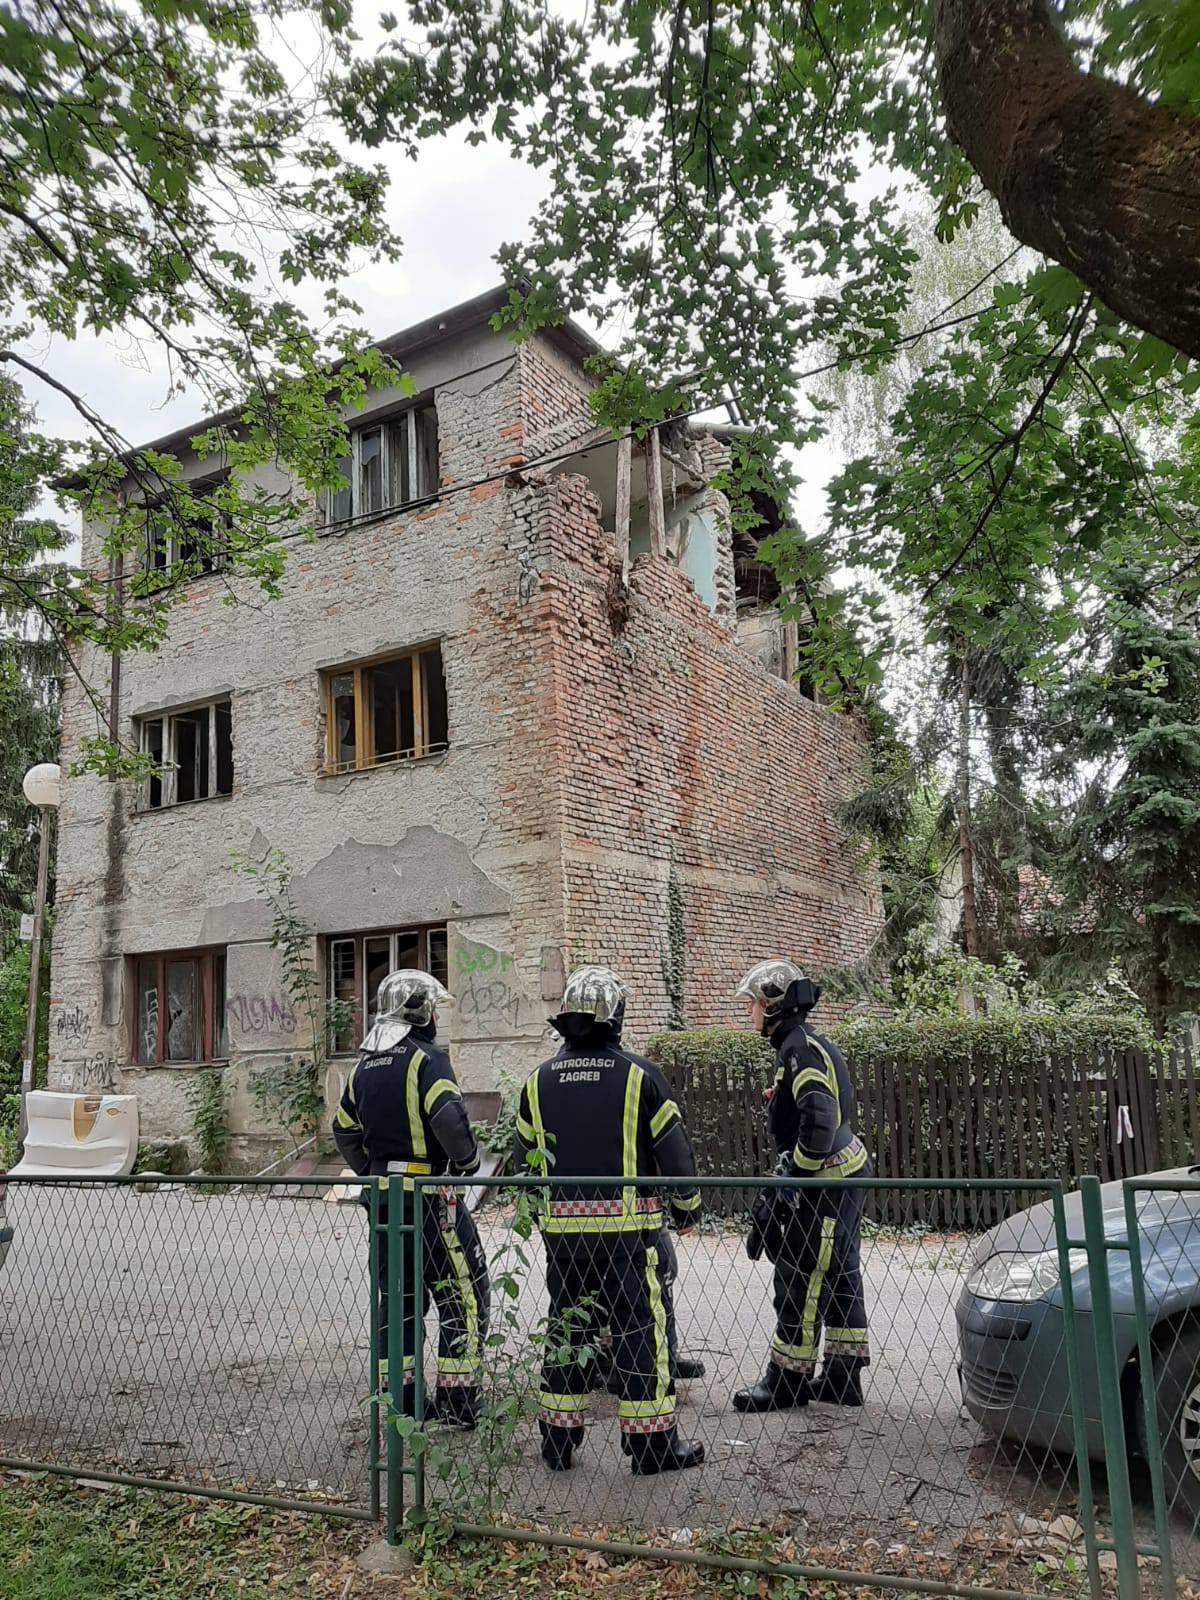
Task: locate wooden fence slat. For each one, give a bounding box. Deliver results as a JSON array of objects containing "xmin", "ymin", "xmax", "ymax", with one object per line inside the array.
[{"xmin": 1037, "ymin": 1054, "xmax": 1054, "ymax": 1180}]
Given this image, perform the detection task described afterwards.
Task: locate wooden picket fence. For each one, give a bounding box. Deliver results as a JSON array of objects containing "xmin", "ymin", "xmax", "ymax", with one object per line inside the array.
[{"xmin": 658, "ymin": 1028, "xmax": 1200, "ymax": 1229}]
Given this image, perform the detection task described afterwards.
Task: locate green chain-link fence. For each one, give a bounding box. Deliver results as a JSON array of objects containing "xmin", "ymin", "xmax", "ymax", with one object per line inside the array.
[
  {"xmin": 2, "ymin": 1168, "xmax": 1196, "ymax": 1599},
  {"xmin": 0, "ymin": 1173, "xmax": 378, "ymax": 1520}
]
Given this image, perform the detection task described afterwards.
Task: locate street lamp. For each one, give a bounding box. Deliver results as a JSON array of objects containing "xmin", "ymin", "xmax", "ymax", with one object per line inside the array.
[{"xmin": 20, "ymin": 762, "xmax": 60, "ymax": 1140}]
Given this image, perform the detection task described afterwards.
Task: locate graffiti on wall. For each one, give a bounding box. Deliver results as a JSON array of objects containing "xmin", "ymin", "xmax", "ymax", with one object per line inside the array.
[
  {"xmin": 227, "ymin": 992, "xmax": 298, "ymax": 1036},
  {"xmin": 454, "ymin": 939, "xmax": 534, "ymax": 1036},
  {"xmin": 54, "ymin": 1005, "xmax": 92, "ymax": 1047},
  {"xmin": 72, "ymin": 1054, "xmax": 117, "ymax": 1092}
]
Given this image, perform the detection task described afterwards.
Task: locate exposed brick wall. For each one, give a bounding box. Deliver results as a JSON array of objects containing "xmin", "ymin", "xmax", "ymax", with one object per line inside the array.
[
  {"xmin": 520, "ymin": 472, "xmax": 881, "ymax": 1048},
  {"xmin": 47, "ymin": 313, "xmax": 880, "ymax": 1164}
]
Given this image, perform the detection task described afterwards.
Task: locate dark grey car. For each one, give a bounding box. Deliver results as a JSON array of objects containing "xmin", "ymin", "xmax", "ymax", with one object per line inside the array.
[{"xmin": 956, "ymin": 1167, "xmax": 1200, "ymax": 1518}]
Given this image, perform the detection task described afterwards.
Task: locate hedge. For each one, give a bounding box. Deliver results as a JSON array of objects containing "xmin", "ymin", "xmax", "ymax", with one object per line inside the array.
[{"xmin": 647, "ymin": 1012, "xmax": 1172, "ymax": 1225}]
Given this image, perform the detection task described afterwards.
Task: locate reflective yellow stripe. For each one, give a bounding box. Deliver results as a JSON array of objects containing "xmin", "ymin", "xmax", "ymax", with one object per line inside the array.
[
  {"xmin": 806, "ymin": 1034, "xmax": 841, "ymax": 1119},
  {"xmin": 792, "ymin": 1066, "xmax": 833, "ymax": 1095},
  {"xmin": 621, "ymin": 1065, "xmax": 643, "ymax": 1221},
  {"xmin": 443, "ymin": 1226, "xmax": 480, "ymax": 1372},
  {"xmin": 800, "ymin": 1216, "xmax": 836, "ymax": 1359},
  {"xmin": 540, "ymin": 1210, "xmax": 663, "ymax": 1235},
  {"xmin": 526, "ymin": 1070, "xmax": 550, "ymax": 1173},
  {"xmin": 618, "ymin": 1397, "xmax": 675, "ymax": 1418},
  {"xmin": 791, "ymin": 1149, "xmax": 824, "ymax": 1172},
  {"xmin": 334, "ymin": 1105, "xmax": 357, "ymax": 1130},
  {"xmin": 824, "ymin": 1141, "xmax": 868, "ymax": 1178},
  {"xmin": 424, "ymin": 1078, "xmax": 460, "ymax": 1114},
  {"xmin": 515, "ymin": 1114, "xmax": 536, "ymax": 1143},
  {"xmin": 645, "ymin": 1242, "xmax": 671, "ymax": 1409},
  {"xmin": 407, "ymin": 1048, "xmax": 427, "ymax": 1160},
  {"xmin": 649, "ymin": 1099, "xmax": 680, "ymax": 1139},
  {"xmin": 772, "ymin": 1335, "xmax": 814, "ymax": 1360},
  {"xmin": 539, "ymin": 1392, "xmax": 589, "ymax": 1413},
  {"xmin": 825, "ymin": 1327, "xmax": 869, "ymax": 1341},
  {"xmin": 672, "ymin": 1190, "xmax": 701, "ymax": 1211}
]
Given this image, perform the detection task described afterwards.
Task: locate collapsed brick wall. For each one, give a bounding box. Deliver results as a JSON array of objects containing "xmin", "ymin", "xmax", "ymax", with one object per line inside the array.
[{"xmin": 523, "ymin": 472, "xmax": 882, "ymax": 1046}]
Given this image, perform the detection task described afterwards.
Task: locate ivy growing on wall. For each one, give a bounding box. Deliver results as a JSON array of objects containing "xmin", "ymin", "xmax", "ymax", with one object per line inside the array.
[
  {"xmin": 184, "ymin": 1067, "xmax": 230, "ymax": 1174},
  {"xmin": 659, "ymin": 853, "xmax": 687, "ymax": 1032},
  {"xmin": 229, "ymin": 846, "xmax": 352, "ymax": 1153}
]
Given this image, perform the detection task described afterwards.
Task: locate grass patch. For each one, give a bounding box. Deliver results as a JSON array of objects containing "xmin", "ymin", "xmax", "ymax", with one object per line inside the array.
[{"xmin": 0, "ymin": 1473, "xmax": 1106, "ymax": 1599}]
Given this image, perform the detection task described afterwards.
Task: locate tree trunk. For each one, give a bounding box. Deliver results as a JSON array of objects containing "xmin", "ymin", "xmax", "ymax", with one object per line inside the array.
[
  {"xmin": 982, "ymin": 695, "xmax": 1026, "ymax": 955},
  {"xmin": 934, "ymin": 0, "xmax": 1200, "ymax": 359},
  {"xmin": 957, "ymin": 648, "xmax": 980, "ymax": 961}
]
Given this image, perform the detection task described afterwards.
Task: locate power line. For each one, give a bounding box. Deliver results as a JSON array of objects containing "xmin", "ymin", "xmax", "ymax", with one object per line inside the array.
[{"xmin": 52, "ymin": 289, "xmax": 1016, "ymax": 595}]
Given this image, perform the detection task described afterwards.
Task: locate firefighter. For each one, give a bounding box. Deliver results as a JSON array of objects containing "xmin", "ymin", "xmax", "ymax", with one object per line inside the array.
[
  {"xmin": 332, "ymin": 969, "xmax": 490, "ymax": 1429},
  {"xmin": 515, "ymin": 965, "xmax": 705, "ymax": 1475},
  {"xmin": 732, "ymin": 959, "xmax": 871, "ymax": 1412}
]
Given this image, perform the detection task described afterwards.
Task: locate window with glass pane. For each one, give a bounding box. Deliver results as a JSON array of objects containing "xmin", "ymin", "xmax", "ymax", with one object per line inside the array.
[
  {"xmin": 143, "ymin": 476, "xmax": 229, "ymax": 575},
  {"xmin": 133, "ymin": 949, "xmax": 225, "ymax": 1064},
  {"xmin": 323, "ymin": 407, "xmax": 437, "ymax": 525},
  {"xmin": 329, "ymin": 937, "xmax": 358, "ymax": 1054},
  {"xmin": 330, "ymin": 452, "xmax": 352, "ymax": 524},
  {"xmin": 323, "ymin": 647, "xmax": 448, "ymax": 773},
  {"xmin": 137, "ymin": 699, "xmax": 233, "ymax": 809},
  {"xmin": 326, "ymin": 926, "xmax": 449, "ymax": 1052}
]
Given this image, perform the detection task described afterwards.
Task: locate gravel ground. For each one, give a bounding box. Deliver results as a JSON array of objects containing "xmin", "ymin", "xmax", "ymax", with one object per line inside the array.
[{"xmin": 0, "ymin": 1184, "xmax": 1186, "ymax": 1575}]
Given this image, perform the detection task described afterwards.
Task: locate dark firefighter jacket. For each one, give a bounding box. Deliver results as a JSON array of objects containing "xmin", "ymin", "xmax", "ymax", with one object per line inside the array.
[
  {"xmin": 332, "ymin": 1021, "xmax": 480, "ymax": 1181},
  {"xmin": 767, "ymin": 1016, "xmax": 866, "ymax": 1180},
  {"xmin": 514, "ymin": 1040, "xmax": 701, "ymax": 1233}
]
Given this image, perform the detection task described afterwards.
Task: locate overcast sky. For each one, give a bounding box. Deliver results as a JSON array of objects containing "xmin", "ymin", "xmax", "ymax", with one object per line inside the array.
[{"xmin": 21, "ymin": 114, "xmax": 839, "ymax": 541}]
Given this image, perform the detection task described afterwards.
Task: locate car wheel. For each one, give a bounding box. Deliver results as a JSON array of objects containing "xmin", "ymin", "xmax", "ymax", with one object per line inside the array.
[{"xmin": 1142, "ymin": 1320, "xmax": 1200, "ymax": 1523}]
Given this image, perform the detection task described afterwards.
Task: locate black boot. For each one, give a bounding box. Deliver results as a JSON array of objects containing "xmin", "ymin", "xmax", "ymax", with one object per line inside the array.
[
  {"xmin": 434, "ymin": 1385, "xmax": 480, "ymax": 1430},
  {"xmin": 732, "ymin": 1364, "xmax": 810, "ymax": 1413},
  {"xmin": 809, "ymin": 1361, "xmax": 864, "ymax": 1407},
  {"xmin": 539, "ymin": 1421, "xmax": 583, "ymax": 1472},
  {"xmin": 627, "ymin": 1428, "xmax": 705, "ymax": 1476},
  {"xmin": 674, "ymin": 1355, "xmax": 706, "ymax": 1381}
]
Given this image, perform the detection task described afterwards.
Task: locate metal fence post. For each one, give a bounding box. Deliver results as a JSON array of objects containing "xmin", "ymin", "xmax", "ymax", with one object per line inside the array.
[
  {"xmin": 367, "ymin": 1180, "xmax": 381, "ymax": 1523},
  {"xmin": 385, "ymin": 1174, "xmax": 404, "ymax": 1546},
  {"xmin": 1123, "ymin": 1183, "xmax": 1176, "ymax": 1599},
  {"xmin": 1079, "ymin": 1175, "xmax": 1140, "ymax": 1600},
  {"xmin": 411, "ymin": 1180, "xmax": 427, "ymax": 1521},
  {"xmin": 1050, "ymin": 1187, "xmax": 1102, "ymax": 1598}
]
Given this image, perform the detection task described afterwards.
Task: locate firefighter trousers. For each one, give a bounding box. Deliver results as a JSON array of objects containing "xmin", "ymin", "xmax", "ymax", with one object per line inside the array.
[
  {"xmin": 376, "ymin": 1191, "xmax": 490, "ymax": 1392},
  {"xmin": 769, "ymin": 1180, "xmax": 870, "ymax": 1377},
  {"xmin": 539, "ymin": 1229, "xmax": 677, "ymax": 1437}
]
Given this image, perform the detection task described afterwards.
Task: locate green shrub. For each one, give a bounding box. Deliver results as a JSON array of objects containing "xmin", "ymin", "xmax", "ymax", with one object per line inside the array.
[{"xmin": 650, "ymin": 1011, "xmax": 1154, "ymax": 1082}]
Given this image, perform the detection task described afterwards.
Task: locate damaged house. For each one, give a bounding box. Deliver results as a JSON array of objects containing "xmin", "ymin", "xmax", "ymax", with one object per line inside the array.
[{"xmin": 48, "ymin": 288, "xmax": 882, "ymax": 1165}]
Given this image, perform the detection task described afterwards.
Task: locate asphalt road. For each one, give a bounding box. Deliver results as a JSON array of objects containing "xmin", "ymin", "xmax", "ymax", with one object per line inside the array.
[{"xmin": 0, "ymin": 1184, "xmax": 1177, "ymax": 1571}]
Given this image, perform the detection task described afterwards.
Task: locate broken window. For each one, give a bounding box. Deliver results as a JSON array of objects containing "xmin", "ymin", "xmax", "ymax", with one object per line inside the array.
[
  {"xmin": 323, "ymin": 407, "xmax": 438, "ymax": 527},
  {"xmin": 322, "ymin": 646, "xmax": 448, "ymax": 773},
  {"xmin": 134, "ymin": 948, "xmax": 226, "ymax": 1065},
  {"xmin": 141, "ymin": 475, "xmax": 230, "ymax": 577},
  {"xmin": 136, "ymin": 698, "xmax": 234, "ymax": 809},
  {"xmin": 326, "ymin": 925, "xmax": 450, "ymax": 1053}
]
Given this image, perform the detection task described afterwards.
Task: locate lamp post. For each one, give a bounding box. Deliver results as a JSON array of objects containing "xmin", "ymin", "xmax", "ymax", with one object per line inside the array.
[{"xmin": 20, "ymin": 762, "xmax": 60, "ymax": 1141}]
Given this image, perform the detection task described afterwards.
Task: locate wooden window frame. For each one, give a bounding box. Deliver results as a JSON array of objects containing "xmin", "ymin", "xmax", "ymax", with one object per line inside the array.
[
  {"xmin": 324, "ymin": 405, "xmax": 438, "ymax": 528},
  {"xmin": 325, "ymin": 924, "xmax": 449, "ymax": 1055},
  {"xmin": 131, "ymin": 947, "xmax": 227, "ymax": 1066},
  {"xmin": 321, "ymin": 645, "xmax": 447, "ymax": 775},
  {"xmin": 136, "ymin": 697, "xmax": 233, "ymax": 810}
]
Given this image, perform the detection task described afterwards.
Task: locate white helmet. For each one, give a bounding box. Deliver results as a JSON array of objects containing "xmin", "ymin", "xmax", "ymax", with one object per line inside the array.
[
  {"xmin": 359, "ymin": 968, "xmax": 452, "ymax": 1053},
  {"xmin": 558, "ymin": 964, "xmax": 629, "ymax": 1025},
  {"xmin": 735, "ymin": 958, "xmax": 810, "ymax": 1016}
]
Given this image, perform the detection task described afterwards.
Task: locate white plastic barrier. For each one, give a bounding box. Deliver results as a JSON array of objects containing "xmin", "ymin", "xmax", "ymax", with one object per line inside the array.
[{"xmin": 11, "ymin": 1091, "xmax": 139, "ymax": 1178}]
